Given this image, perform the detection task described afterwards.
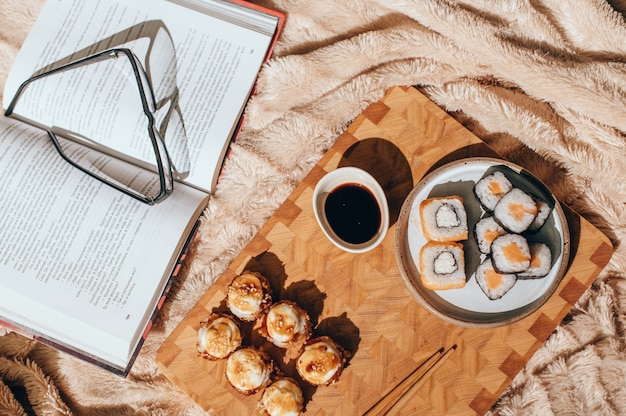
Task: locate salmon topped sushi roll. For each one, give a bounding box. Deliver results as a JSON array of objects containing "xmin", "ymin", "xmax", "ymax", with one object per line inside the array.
[
  {"xmin": 419, "ymin": 241, "xmax": 466, "ymax": 290},
  {"xmin": 420, "ymin": 196, "xmax": 468, "ymax": 242}
]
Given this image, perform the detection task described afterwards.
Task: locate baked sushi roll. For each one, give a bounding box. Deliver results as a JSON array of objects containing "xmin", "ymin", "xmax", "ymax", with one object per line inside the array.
[
  {"xmin": 419, "ymin": 241, "xmax": 466, "ymax": 290},
  {"xmin": 296, "ymin": 336, "xmax": 347, "ymax": 386},
  {"xmin": 256, "ymin": 377, "xmax": 304, "ymax": 416},
  {"xmin": 493, "ymin": 188, "xmax": 538, "ymax": 233},
  {"xmin": 474, "ymin": 171, "xmax": 513, "ymax": 211},
  {"xmin": 261, "ymin": 300, "xmax": 311, "ymax": 349},
  {"xmin": 517, "ymin": 243, "xmax": 552, "ymax": 279},
  {"xmin": 474, "ymin": 216, "xmax": 507, "ymax": 254},
  {"xmin": 491, "ymin": 234, "xmax": 531, "ymax": 273},
  {"xmin": 197, "ymin": 313, "xmax": 242, "ymax": 360},
  {"xmin": 420, "ymin": 196, "xmax": 468, "ymax": 242},
  {"xmin": 226, "ymin": 347, "xmax": 274, "ymax": 395},
  {"xmin": 226, "ymin": 271, "xmax": 273, "ymax": 322},
  {"xmin": 475, "ymin": 257, "xmax": 517, "ymax": 300}
]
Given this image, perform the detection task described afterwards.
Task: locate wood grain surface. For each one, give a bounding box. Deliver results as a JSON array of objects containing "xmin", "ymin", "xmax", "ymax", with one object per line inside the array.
[{"xmin": 156, "ymin": 86, "xmax": 613, "ymax": 415}]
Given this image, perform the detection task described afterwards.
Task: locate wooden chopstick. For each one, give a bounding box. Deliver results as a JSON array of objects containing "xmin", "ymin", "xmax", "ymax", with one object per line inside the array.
[
  {"xmin": 385, "ymin": 344, "xmax": 457, "ymax": 414},
  {"xmin": 364, "ymin": 345, "xmax": 455, "ymax": 416}
]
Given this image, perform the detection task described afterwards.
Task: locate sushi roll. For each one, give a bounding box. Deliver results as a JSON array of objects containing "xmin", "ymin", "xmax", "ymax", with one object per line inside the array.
[
  {"xmin": 527, "ymin": 196, "xmax": 551, "ymax": 232},
  {"xmin": 474, "ymin": 216, "xmax": 507, "ymax": 254},
  {"xmin": 474, "ymin": 171, "xmax": 513, "ymax": 211},
  {"xmin": 226, "ymin": 271, "xmax": 273, "ymax": 322},
  {"xmin": 419, "ymin": 241, "xmax": 466, "ymax": 290},
  {"xmin": 517, "ymin": 243, "xmax": 552, "ymax": 279},
  {"xmin": 197, "ymin": 313, "xmax": 242, "ymax": 360},
  {"xmin": 491, "ymin": 233, "xmax": 531, "ymax": 273},
  {"xmin": 296, "ymin": 336, "xmax": 348, "ymax": 386},
  {"xmin": 493, "ymin": 188, "xmax": 538, "ymax": 233},
  {"xmin": 475, "ymin": 257, "xmax": 517, "ymax": 300},
  {"xmin": 226, "ymin": 347, "xmax": 275, "ymax": 395},
  {"xmin": 256, "ymin": 377, "xmax": 304, "ymax": 416},
  {"xmin": 261, "ymin": 300, "xmax": 311, "ymax": 349},
  {"xmin": 420, "ymin": 196, "xmax": 468, "ymax": 242}
]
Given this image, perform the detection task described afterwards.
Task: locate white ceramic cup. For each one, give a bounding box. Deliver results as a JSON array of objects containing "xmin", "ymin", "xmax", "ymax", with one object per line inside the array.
[{"xmin": 312, "ymin": 167, "xmax": 389, "ymax": 253}]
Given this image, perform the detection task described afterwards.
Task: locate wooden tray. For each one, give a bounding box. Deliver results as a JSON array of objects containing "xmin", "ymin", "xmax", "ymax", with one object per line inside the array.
[{"xmin": 156, "ymin": 86, "xmax": 613, "ymax": 415}]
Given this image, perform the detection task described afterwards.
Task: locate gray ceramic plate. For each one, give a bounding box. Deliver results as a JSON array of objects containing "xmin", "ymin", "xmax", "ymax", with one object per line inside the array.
[{"xmin": 395, "ymin": 157, "xmax": 570, "ymax": 327}]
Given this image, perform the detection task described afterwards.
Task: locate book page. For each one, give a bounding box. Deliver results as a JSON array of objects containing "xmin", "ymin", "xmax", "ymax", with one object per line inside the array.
[
  {"xmin": 3, "ymin": 0, "xmax": 274, "ymax": 193},
  {"xmin": 0, "ymin": 117, "xmax": 208, "ymax": 366}
]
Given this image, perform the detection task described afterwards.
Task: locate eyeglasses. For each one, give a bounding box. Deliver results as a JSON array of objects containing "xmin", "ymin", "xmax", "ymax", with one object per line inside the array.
[{"xmin": 4, "ymin": 27, "xmax": 190, "ymax": 204}]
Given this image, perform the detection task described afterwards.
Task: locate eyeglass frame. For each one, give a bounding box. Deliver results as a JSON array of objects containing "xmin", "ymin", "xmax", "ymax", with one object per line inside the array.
[{"xmin": 4, "ymin": 47, "xmax": 176, "ymax": 205}]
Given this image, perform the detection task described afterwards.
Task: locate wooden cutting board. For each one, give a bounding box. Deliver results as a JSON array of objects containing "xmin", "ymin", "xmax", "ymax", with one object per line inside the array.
[{"xmin": 156, "ymin": 86, "xmax": 613, "ymax": 415}]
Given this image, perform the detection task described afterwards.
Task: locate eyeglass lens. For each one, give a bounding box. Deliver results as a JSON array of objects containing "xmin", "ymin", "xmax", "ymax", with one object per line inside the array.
[
  {"xmin": 134, "ymin": 24, "xmax": 191, "ymax": 179},
  {"xmin": 8, "ymin": 22, "xmax": 191, "ymax": 203},
  {"xmin": 11, "ymin": 53, "xmax": 167, "ymax": 202}
]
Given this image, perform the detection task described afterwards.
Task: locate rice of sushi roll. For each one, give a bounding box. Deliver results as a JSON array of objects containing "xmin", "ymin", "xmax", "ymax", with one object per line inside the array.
[
  {"xmin": 474, "ymin": 216, "xmax": 507, "ymax": 254},
  {"xmin": 491, "ymin": 233, "xmax": 531, "ymax": 273},
  {"xmin": 474, "ymin": 171, "xmax": 513, "ymax": 211},
  {"xmin": 527, "ymin": 196, "xmax": 551, "ymax": 232},
  {"xmin": 517, "ymin": 243, "xmax": 552, "ymax": 279},
  {"xmin": 493, "ymin": 188, "xmax": 538, "ymax": 233},
  {"xmin": 475, "ymin": 257, "xmax": 517, "ymax": 300},
  {"xmin": 419, "ymin": 241, "xmax": 466, "ymax": 290},
  {"xmin": 420, "ymin": 196, "xmax": 468, "ymax": 242}
]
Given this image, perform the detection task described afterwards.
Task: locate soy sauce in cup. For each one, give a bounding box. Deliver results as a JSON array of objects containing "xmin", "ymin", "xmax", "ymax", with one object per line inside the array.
[
  {"xmin": 324, "ymin": 183, "xmax": 381, "ymax": 244},
  {"xmin": 313, "ymin": 167, "xmax": 389, "ymax": 253}
]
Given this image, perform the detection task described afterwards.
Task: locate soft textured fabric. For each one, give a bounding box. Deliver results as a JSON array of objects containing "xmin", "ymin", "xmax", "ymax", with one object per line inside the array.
[{"xmin": 1, "ymin": 0, "xmax": 626, "ymax": 414}]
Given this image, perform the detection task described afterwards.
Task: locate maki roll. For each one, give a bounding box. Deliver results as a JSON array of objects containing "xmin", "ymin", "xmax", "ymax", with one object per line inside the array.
[
  {"xmin": 493, "ymin": 188, "xmax": 538, "ymax": 233},
  {"xmin": 419, "ymin": 241, "xmax": 466, "ymax": 290},
  {"xmin": 474, "ymin": 171, "xmax": 513, "ymax": 211},
  {"xmin": 527, "ymin": 196, "xmax": 551, "ymax": 232},
  {"xmin": 420, "ymin": 196, "xmax": 468, "ymax": 242},
  {"xmin": 474, "ymin": 216, "xmax": 507, "ymax": 254},
  {"xmin": 517, "ymin": 243, "xmax": 552, "ymax": 279},
  {"xmin": 475, "ymin": 257, "xmax": 517, "ymax": 300},
  {"xmin": 491, "ymin": 233, "xmax": 531, "ymax": 273}
]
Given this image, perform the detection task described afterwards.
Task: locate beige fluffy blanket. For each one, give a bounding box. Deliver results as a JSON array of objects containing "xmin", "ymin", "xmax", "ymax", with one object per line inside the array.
[{"xmin": 2, "ymin": 0, "xmax": 626, "ymax": 414}]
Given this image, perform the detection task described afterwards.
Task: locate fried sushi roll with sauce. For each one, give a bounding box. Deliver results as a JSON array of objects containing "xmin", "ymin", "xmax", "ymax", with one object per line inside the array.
[
  {"xmin": 256, "ymin": 377, "xmax": 304, "ymax": 416},
  {"xmin": 474, "ymin": 171, "xmax": 513, "ymax": 211},
  {"xmin": 261, "ymin": 300, "xmax": 311, "ymax": 349},
  {"xmin": 491, "ymin": 233, "xmax": 531, "ymax": 273},
  {"xmin": 419, "ymin": 241, "xmax": 466, "ymax": 290},
  {"xmin": 420, "ymin": 196, "xmax": 468, "ymax": 242},
  {"xmin": 517, "ymin": 242, "xmax": 552, "ymax": 279},
  {"xmin": 493, "ymin": 188, "xmax": 538, "ymax": 233},
  {"xmin": 296, "ymin": 336, "xmax": 347, "ymax": 386},
  {"xmin": 226, "ymin": 271, "xmax": 273, "ymax": 322},
  {"xmin": 197, "ymin": 313, "xmax": 242, "ymax": 360},
  {"xmin": 226, "ymin": 347, "xmax": 274, "ymax": 395},
  {"xmin": 475, "ymin": 257, "xmax": 517, "ymax": 300}
]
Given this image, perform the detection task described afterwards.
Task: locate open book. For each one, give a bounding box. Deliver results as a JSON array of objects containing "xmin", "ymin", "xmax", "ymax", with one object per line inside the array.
[{"xmin": 0, "ymin": 0, "xmax": 283, "ymax": 375}]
